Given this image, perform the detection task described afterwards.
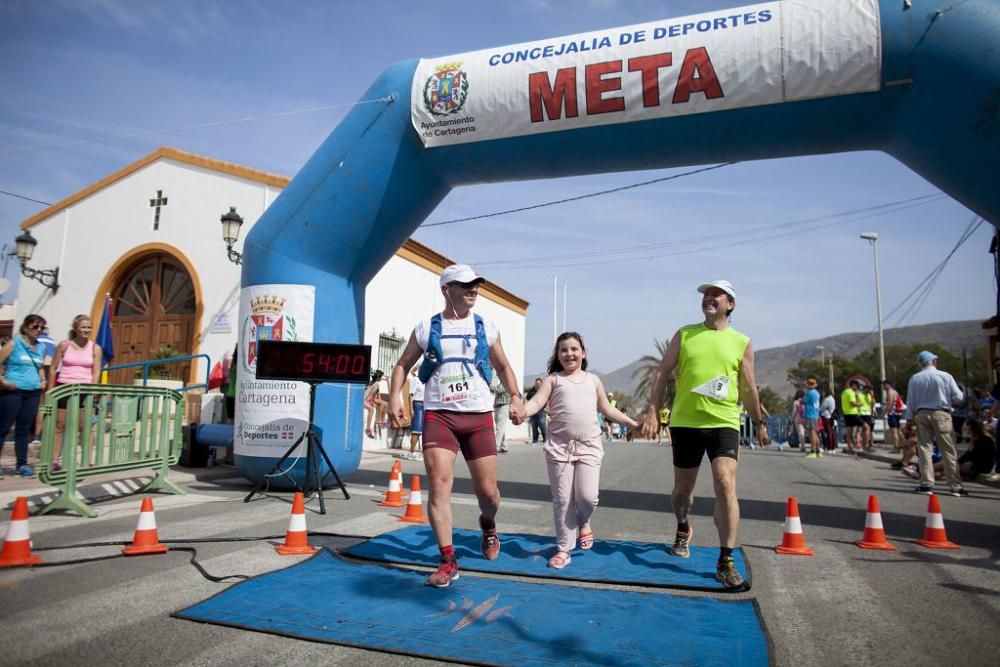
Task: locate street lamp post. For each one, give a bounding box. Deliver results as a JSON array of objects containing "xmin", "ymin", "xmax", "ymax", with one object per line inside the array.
[
  {"xmin": 860, "ymin": 232, "xmax": 887, "ymax": 405},
  {"xmin": 12, "ymin": 230, "xmax": 60, "ymax": 293},
  {"xmin": 220, "ymin": 207, "xmax": 244, "ymax": 265}
]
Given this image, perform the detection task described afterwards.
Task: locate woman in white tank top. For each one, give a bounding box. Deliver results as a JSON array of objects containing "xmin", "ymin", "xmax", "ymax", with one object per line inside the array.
[{"xmin": 522, "ymin": 332, "xmax": 638, "ymax": 569}]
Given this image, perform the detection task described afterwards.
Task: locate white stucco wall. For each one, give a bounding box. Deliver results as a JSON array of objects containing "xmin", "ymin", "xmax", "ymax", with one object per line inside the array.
[
  {"xmin": 16, "ymin": 158, "xmax": 278, "ymax": 380},
  {"xmin": 16, "ymin": 152, "xmax": 528, "ymax": 443}
]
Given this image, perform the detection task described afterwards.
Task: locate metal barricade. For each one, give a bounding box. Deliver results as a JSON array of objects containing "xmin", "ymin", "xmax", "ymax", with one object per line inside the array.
[{"xmin": 36, "ymin": 383, "xmax": 185, "ymax": 518}]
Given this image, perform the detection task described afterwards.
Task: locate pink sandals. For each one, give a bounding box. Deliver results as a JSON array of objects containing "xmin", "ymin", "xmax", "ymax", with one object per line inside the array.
[
  {"xmin": 548, "ymin": 551, "xmax": 571, "ymax": 569},
  {"xmin": 578, "ymin": 528, "xmax": 594, "ymax": 550}
]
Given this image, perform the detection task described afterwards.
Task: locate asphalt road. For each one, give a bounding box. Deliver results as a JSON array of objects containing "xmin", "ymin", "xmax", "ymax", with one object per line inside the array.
[{"xmin": 1, "ymin": 440, "xmax": 998, "ymax": 666}]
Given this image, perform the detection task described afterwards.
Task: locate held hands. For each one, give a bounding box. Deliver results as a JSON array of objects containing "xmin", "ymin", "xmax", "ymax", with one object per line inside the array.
[
  {"xmin": 639, "ymin": 407, "xmax": 659, "ymax": 439},
  {"xmin": 509, "ymin": 396, "xmax": 526, "ymax": 425}
]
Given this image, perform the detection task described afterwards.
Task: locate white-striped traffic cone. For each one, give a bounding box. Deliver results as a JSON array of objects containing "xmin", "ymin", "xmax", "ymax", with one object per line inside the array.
[
  {"xmin": 775, "ymin": 497, "xmax": 814, "ymax": 556},
  {"xmin": 855, "ymin": 494, "xmax": 896, "ymax": 551},
  {"xmin": 0, "ymin": 497, "xmax": 42, "ymax": 567},
  {"xmin": 276, "ymin": 492, "xmax": 319, "ymax": 555},
  {"xmin": 378, "ymin": 466, "xmax": 405, "ymax": 507},
  {"xmin": 916, "ymin": 494, "xmax": 959, "ymax": 549},
  {"xmin": 399, "ymin": 476, "xmax": 428, "ymax": 524},
  {"xmin": 122, "ymin": 497, "xmax": 168, "ymax": 556}
]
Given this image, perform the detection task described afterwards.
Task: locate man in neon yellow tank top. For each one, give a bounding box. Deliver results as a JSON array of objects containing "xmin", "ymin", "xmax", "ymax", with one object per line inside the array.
[{"xmin": 640, "ymin": 280, "xmax": 768, "ymax": 591}]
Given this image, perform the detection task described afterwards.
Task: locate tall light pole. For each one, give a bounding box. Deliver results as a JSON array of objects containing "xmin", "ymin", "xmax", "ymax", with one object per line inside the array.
[
  {"xmin": 553, "ymin": 275, "xmax": 558, "ymax": 343},
  {"xmin": 562, "ymin": 283, "xmax": 568, "ymax": 332},
  {"xmin": 860, "ymin": 232, "xmax": 886, "ymax": 405},
  {"xmin": 817, "ymin": 345, "xmax": 834, "ymax": 395}
]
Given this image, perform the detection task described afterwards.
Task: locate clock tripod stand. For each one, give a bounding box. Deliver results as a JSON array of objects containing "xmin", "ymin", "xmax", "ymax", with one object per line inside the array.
[{"xmin": 244, "ymin": 380, "xmax": 350, "ymax": 514}]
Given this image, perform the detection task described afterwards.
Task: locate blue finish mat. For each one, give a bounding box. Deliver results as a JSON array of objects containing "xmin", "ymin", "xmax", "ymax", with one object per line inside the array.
[
  {"xmin": 175, "ymin": 550, "xmax": 770, "ymax": 666},
  {"xmin": 342, "ymin": 525, "xmax": 751, "ymax": 592}
]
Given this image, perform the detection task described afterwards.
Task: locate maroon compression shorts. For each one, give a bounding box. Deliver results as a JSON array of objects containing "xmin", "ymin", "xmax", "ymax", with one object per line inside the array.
[{"xmin": 423, "ymin": 410, "xmax": 497, "ymax": 460}]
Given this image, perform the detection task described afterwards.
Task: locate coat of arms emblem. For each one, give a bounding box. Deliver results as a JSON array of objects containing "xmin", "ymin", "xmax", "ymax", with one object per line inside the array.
[
  {"xmin": 244, "ymin": 295, "xmax": 295, "ymax": 371},
  {"xmin": 423, "ymin": 62, "xmax": 469, "ymax": 116}
]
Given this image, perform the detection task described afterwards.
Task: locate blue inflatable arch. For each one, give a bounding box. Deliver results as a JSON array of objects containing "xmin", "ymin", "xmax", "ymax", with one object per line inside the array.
[{"xmin": 236, "ymin": 0, "xmax": 1000, "ymax": 484}]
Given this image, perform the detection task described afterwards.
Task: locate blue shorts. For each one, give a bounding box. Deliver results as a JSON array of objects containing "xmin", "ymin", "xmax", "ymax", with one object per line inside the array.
[
  {"xmin": 411, "ymin": 400, "xmax": 424, "ymax": 434},
  {"xmin": 887, "ymin": 414, "xmax": 901, "ymax": 428}
]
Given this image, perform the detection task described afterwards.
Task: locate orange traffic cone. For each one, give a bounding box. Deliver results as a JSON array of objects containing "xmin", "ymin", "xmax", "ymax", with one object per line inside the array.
[
  {"xmin": 0, "ymin": 497, "xmax": 42, "ymax": 568},
  {"xmin": 378, "ymin": 467, "xmax": 405, "ymax": 507},
  {"xmin": 855, "ymin": 494, "xmax": 896, "ymax": 551},
  {"xmin": 775, "ymin": 497, "xmax": 814, "ymax": 556},
  {"xmin": 395, "ymin": 460, "xmax": 409, "ymax": 497},
  {"xmin": 916, "ymin": 493, "xmax": 959, "ymax": 549},
  {"xmin": 122, "ymin": 497, "xmax": 168, "ymax": 556},
  {"xmin": 276, "ymin": 492, "xmax": 319, "ymax": 555},
  {"xmin": 399, "ymin": 476, "xmax": 428, "ymax": 524}
]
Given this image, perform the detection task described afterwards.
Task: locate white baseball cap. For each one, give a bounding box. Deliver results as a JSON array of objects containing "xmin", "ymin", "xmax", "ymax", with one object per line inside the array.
[
  {"xmin": 440, "ymin": 264, "xmax": 485, "ymax": 286},
  {"xmin": 697, "ymin": 280, "xmax": 736, "ymax": 299}
]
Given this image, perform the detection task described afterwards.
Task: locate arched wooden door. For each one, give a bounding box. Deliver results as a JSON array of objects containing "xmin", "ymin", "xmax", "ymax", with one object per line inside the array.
[{"xmin": 109, "ymin": 255, "xmax": 196, "ymax": 385}]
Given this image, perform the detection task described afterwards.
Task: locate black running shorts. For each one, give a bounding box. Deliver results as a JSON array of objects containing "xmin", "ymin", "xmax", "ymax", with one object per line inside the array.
[{"xmin": 670, "ymin": 427, "xmax": 740, "ymax": 468}]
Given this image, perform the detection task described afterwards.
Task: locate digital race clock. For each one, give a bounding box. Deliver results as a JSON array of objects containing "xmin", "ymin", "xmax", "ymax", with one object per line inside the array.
[{"xmin": 255, "ymin": 340, "xmax": 372, "ymax": 384}]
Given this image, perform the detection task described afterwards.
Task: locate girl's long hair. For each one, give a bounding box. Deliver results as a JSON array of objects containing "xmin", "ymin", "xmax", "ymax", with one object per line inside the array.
[{"xmin": 547, "ymin": 331, "xmax": 588, "ymax": 374}]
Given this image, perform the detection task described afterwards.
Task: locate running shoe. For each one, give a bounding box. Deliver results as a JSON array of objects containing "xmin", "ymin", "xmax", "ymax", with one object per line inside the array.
[
  {"xmin": 16, "ymin": 465, "xmax": 34, "ymax": 478},
  {"xmin": 948, "ymin": 487, "xmax": 969, "ymax": 497},
  {"xmin": 479, "ymin": 515, "xmax": 501, "ymax": 560},
  {"xmin": 425, "ymin": 557, "xmax": 460, "ymax": 588},
  {"xmin": 716, "ymin": 556, "xmax": 749, "ymax": 591},
  {"xmin": 670, "ymin": 527, "xmax": 692, "ymax": 558},
  {"xmin": 914, "ymin": 485, "xmax": 934, "ymax": 495}
]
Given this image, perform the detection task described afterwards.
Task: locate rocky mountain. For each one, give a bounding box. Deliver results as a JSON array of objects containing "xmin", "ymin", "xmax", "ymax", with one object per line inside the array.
[
  {"xmin": 527, "ymin": 319, "xmax": 988, "ymax": 399},
  {"xmin": 753, "ymin": 319, "xmax": 986, "ymax": 396}
]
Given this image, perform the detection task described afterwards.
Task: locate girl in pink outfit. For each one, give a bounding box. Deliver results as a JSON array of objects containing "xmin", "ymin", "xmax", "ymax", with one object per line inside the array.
[
  {"xmin": 523, "ymin": 332, "xmax": 639, "ymax": 569},
  {"xmin": 49, "ymin": 314, "xmax": 103, "ymax": 469}
]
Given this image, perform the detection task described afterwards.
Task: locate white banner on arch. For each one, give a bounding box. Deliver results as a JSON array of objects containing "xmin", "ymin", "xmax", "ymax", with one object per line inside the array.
[{"xmin": 411, "ymin": 0, "xmax": 880, "ymax": 147}]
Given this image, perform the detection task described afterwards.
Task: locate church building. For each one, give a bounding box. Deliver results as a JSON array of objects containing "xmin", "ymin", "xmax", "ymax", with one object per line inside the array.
[{"xmin": 14, "ymin": 147, "xmax": 528, "ymax": 446}]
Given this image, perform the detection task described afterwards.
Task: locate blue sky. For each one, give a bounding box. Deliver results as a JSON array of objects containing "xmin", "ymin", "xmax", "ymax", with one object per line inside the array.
[{"xmin": 0, "ymin": 0, "xmax": 994, "ymax": 376}]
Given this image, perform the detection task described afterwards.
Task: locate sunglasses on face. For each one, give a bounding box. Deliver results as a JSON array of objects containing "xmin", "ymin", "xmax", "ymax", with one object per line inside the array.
[
  {"xmin": 450, "ymin": 281, "xmax": 481, "ymax": 290},
  {"xmin": 27, "ymin": 323, "xmax": 44, "ymax": 330}
]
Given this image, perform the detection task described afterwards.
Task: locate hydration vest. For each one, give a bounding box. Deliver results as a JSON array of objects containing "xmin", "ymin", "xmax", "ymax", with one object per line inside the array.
[{"xmin": 418, "ymin": 313, "xmax": 493, "ymax": 385}]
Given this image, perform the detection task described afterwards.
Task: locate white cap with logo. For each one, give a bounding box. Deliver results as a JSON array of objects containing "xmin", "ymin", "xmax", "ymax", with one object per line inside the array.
[
  {"xmin": 696, "ymin": 280, "xmax": 736, "ymax": 299},
  {"xmin": 440, "ymin": 264, "xmax": 486, "ymax": 287}
]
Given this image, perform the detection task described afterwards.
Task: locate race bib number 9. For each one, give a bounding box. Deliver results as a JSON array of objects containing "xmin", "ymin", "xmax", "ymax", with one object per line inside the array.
[{"xmin": 441, "ymin": 372, "xmax": 477, "ymax": 404}]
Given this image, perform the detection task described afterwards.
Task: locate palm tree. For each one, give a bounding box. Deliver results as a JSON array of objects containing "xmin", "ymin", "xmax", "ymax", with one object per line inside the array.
[{"xmin": 632, "ymin": 338, "xmax": 674, "ymax": 409}]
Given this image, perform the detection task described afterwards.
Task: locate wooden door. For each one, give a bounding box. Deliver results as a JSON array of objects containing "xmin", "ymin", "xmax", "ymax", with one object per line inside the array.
[{"xmin": 109, "ymin": 255, "xmax": 196, "ymax": 385}]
